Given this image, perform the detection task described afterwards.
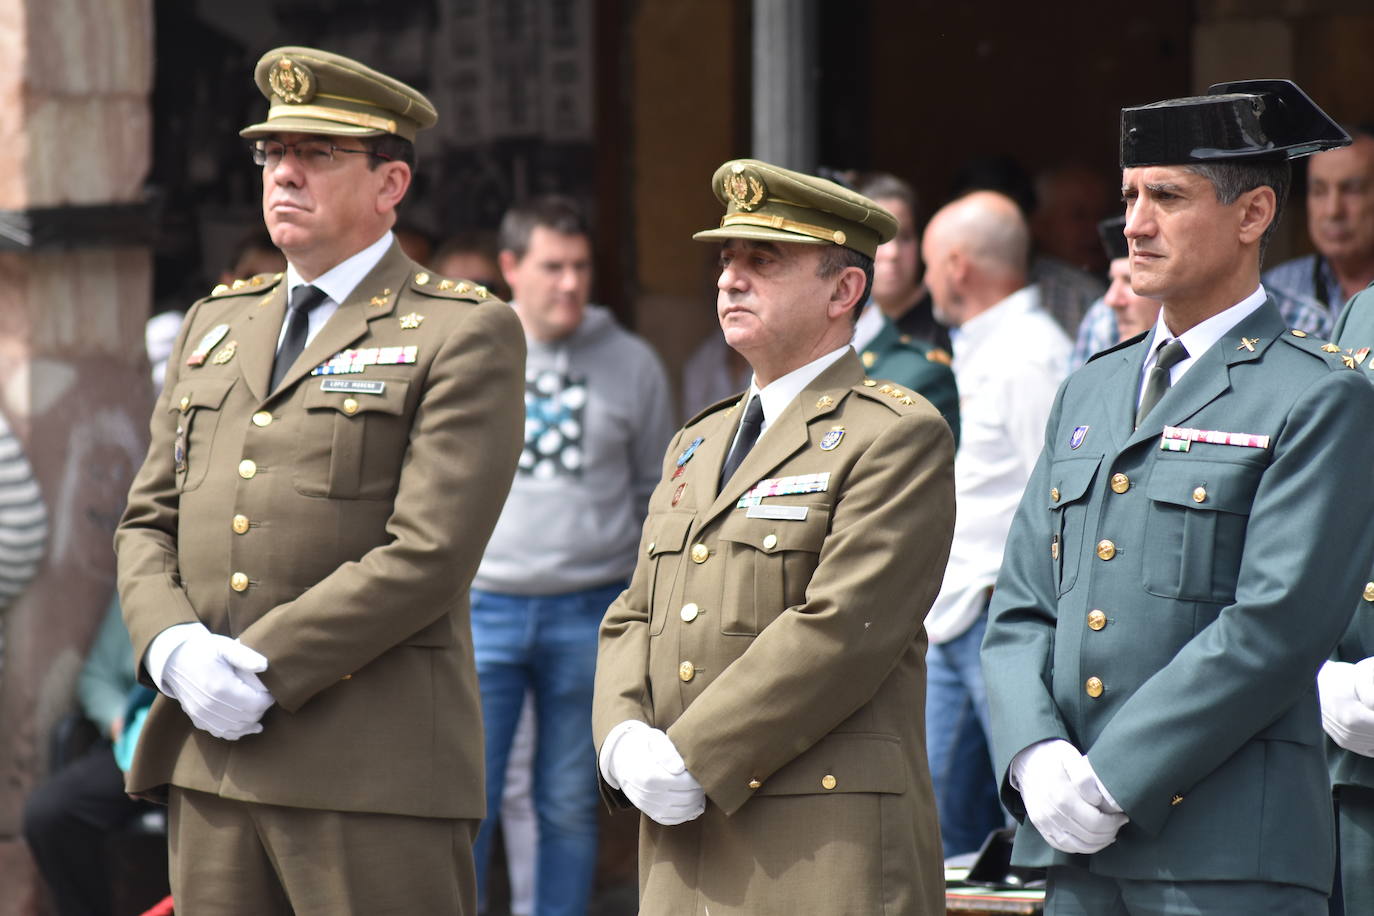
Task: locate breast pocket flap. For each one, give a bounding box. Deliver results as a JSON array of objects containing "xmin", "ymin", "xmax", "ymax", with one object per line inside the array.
[
  {"xmin": 167, "ymin": 377, "xmax": 235, "ymax": 413},
  {"xmin": 1047, "ymin": 456, "xmax": 1100, "ymax": 509},
  {"xmin": 303, "ymin": 379, "xmax": 410, "ymax": 417},
  {"xmin": 719, "ymin": 507, "xmax": 830, "ymax": 554},
  {"xmin": 1144, "ymin": 458, "xmax": 1263, "ymax": 514},
  {"xmin": 647, "ymin": 512, "xmax": 693, "ymax": 558}
]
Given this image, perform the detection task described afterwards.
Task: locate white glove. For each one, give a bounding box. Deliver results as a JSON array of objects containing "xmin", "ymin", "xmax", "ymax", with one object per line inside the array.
[
  {"xmin": 1319, "ymin": 658, "xmax": 1374, "ymax": 756},
  {"xmin": 1010, "ymin": 739, "xmax": 1128, "ymax": 854},
  {"xmin": 160, "ymin": 629, "xmax": 275, "ymax": 740},
  {"xmin": 600, "ymin": 720, "xmax": 705, "ymax": 826}
]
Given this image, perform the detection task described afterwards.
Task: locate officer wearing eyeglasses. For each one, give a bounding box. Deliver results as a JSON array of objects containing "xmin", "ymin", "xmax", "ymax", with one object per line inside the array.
[{"xmin": 116, "ymin": 46, "xmax": 526, "ymax": 914}]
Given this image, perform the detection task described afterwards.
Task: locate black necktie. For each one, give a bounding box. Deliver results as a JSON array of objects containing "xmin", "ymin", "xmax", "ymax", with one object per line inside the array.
[
  {"xmin": 719, "ymin": 395, "xmax": 764, "ymax": 489},
  {"xmin": 271, "ymin": 284, "xmax": 328, "ymax": 392},
  {"xmin": 1135, "ymin": 338, "xmax": 1189, "ymax": 428}
]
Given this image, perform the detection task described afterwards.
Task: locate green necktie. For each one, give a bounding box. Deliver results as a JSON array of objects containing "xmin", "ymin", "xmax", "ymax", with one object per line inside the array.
[{"xmin": 1135, "ymin": 338, "xmax": 1189, "ymax": 428}]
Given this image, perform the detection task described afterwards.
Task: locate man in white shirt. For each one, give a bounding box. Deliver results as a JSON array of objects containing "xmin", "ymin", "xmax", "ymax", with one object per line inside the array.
[{"xmin": 920, "ymin": 190, "xmax": 1070, "ymax": 855}]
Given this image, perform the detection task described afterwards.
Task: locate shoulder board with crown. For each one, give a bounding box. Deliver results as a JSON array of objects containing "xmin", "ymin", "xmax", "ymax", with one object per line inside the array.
[
  {"xmin": 408, "ymin": 271, "xmax": 499, "ymax": 302},
  {"xmin": 852, "ymin": 379, "xmax": 923, "ymax": 414},
  {"xmin": 209, "ymin": 272, "xmax": 284, "ymax": 298}
]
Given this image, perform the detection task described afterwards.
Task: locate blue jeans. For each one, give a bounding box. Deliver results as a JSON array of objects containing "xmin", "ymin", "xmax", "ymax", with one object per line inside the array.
[
  {"xmin": 926, "ymin": 607, "xmax": 1005, "ymax": 857},
  {"xmin": 470, "ymin": 582, "xmax": 624, "ymax": 916}
]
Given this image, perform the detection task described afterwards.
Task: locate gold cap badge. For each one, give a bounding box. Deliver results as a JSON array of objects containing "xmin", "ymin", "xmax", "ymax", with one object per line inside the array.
[
  {"xmin": 269, "ymin": 57, "xmax": 315, "ymax": 104},
  {"xmin": 723, "ymin": 163, "xmax": 766, "ymax": 211}
]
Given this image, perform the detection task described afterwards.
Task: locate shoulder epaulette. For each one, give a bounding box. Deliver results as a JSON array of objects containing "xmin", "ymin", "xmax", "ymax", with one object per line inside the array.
[
  {"xmin": 409, "ymin": 270, "xmax": 500, "ymax": 302},
  {"xmin": 1086, "ymin": 329, "xmax": 1150, "ymax": 364},
  {"xmin": 209, "ymin": 272, "xmax": 283, "ymax": 298},
  {"xmin": 1281, "ymin": 328, "xmax": 1361, "ymax": 368},
  {"xmin": 685, "ymin": 392, "xmax": 745, "ymax": 428},
  {"xmin": 852, "ymin": 378, "xmax": 922, "ymax": 414}
]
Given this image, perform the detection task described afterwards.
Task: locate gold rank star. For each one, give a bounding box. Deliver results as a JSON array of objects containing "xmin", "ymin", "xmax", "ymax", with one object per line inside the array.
[
  {"xmin": 370, "ymin": 295, "xmax": 390, "ymax": 308},
  {"xmin": 399, "ymin": 312, "xmax": 424, "ymax": 329}
]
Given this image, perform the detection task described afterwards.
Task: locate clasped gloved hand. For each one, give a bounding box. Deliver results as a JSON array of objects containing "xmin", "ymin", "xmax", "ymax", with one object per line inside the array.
[
  {"xmin": 600, "ymin": 720, "xmax": 706, "ymax": 826},
  {"xmin": 1319, "ymin": 658, "xmax": 1374, "ymax": 756},
  {"xmin": 160, "ymin": 628, "xmax": 275, "ymax": 741},
  {"xmin": 1011, "ymin": 738, "xmax": 1128, "ymax": 854}
]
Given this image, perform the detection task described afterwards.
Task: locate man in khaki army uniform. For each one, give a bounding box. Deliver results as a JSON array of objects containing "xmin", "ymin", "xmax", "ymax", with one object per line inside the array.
[
  {"xmin": 592, "ymin": 159, "xmax": 956, "ymax": 915},
  {"xmin": 982, "ymin": 80, "xmax": 1374, "ymax": 914},
  {"xmin": 116, "ymin": 47, "xmax": 525, "ymax": 914}
]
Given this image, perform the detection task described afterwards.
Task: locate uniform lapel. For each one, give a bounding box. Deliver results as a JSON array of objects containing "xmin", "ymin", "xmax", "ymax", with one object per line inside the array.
[
  {"xmin": 268, "ymin": 242, "xmax": 409, "ymax": 401},
  {"xmin": 699, "ymin": 352, "xmax": 859, "ymax": 527},
  {"xmin": 1123, "ymin": 300, "xmax": 1284, "ymax": 450},
  {"xmin": 237, "ymin": 282, "xmax": 289, "ymax": 404},
  {"xmin": 692, "ymin": 397, "xmax": 746, "ymax": 506}
]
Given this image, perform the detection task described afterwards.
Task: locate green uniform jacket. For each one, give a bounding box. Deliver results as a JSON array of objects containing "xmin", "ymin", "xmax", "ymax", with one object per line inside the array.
[
  {"xmin": 115, "ymin": 241, "xmax": 526, "ymax": 819},
  {"xmin": 858, "ymin": 317, "xmax": 960, "ymax": 445},
  {"xmin": 593, "ymin": 350, "xmax": 955, "ymax": 915},
  {"xmin": 1329, "ymin": 284, "xmax": 1374, "ymax": 793},
  {"xmin": 982, "ymin": 300, "xmax": 1374, "ymax": 893}
]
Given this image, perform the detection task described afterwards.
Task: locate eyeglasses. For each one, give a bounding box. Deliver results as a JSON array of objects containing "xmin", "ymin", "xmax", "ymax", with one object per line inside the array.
[{"xmin": 250, "ymin": 139, "xmax": 392, "ymax": 170}]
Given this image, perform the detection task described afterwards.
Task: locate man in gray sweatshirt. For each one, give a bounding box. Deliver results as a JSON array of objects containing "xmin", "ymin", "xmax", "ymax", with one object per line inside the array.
[{"xmin": 471, "ymin": 195, "xmax": 674, "ymax": 915}]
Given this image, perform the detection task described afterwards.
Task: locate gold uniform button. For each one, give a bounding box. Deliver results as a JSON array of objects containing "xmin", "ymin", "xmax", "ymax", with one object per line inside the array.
[
  {"xmin": 680, "ymin": 603, "xmax": 700, "ymax": 622},
  {"xmin": 238, "ymin": 459, "xmax": 257, "ymax": 479},
  {"xmin": 415, "ymin": 271, "xmax": 430, "ymax": 285},
  {"xmin": 1111, "ymin": 473, "xmax": 1130, "ymax": 494},
  {"xmin": 1170, "ymin": 794, "xmax": 1184, "ymax": 806},
  {"xmin": 342, "ymin": 397, "xmax": 360, "ymax": 415},
  {"xmin": 252, "ymin": 411, "xmax": 273, "ymax": 427},
  {"xmin": 1364, "ymin": 582, "xmax": 1374, "ymax": 602},
  {"xmin": 863, "ymin": 379, "xmax": 877, "ymax": 387},
  {"xmin": 862, "ymin": 351, "xmax": 876, "ymax": 368},
  {"xmin": 748, "ymin": 779, "xmax": 762, "ymax": 790},
  {"xmin": 1192, "ymin": 486, "xmax": 1207, "ymax": 503},
  {"xmin": 646, "ymin": 541, "xmax": 656, "ymax": 555},
  {"xmin": 231, "ymin": 514, "xmax": 250, "ymax": 535},
  {"xmin": 690, "ymin": 543, "xmax": 709, "ymax": 564},
  {"xmin": 678, "ymin": 661, "xmax": 696, "ymax": 682},
  {"xmin": 230, "ymin": 572, "xmax": 249, "ymax": 592},
  {"xmin": 1087, "ymin": 609, "xmax": 1107, "ymax": 631},
  {"xmin": 762, "ymin": 533, "xmax": 778, "ymax": 550},
  {"xmin": 341, "ymin": 674, "xmax": 353, "ymax": 681},
  {"xmin": 821, "ymin": 775, "xmax": 837, "ymax": 790},
  {"xmin": 1096, "ymin": 539, "xmax": 1116, "ymax": 561},
  {"xmin": 1085, "ymin": 676, "xmax": 1104, "ymax": 698},
  {"xmin": 1050, "ymin": 487, "xmax": 1061, "ymax": 502},
  {"xmin": 178, "ymin": 395, "xmax": 190, "ymax": 412}
]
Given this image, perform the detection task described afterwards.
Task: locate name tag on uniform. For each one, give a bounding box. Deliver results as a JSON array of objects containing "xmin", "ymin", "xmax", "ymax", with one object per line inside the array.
[
  {"xmin": 320, "ymin": 379, "xmax": 387, "ymax": 395},
  {"xmin": 746, "ymin": 504, "xmax": 809, "ymax": 521}
]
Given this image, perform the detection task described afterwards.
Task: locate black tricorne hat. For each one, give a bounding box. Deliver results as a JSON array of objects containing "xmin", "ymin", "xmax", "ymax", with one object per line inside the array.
[
  {"xmin": 1097, "ymin": 216, "xmax": 1128, "ymax": 263},
  {"xmin": 1120, "ymin": 79, "xmax": 1349, "ymax": 168}
]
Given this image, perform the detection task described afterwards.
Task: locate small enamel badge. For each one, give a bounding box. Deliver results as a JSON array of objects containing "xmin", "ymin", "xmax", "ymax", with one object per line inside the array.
[
  {"xmin": 1069, "ymin": 425, "xmax": 1089, "ymax": 449},
  {"xmin": 1237, "ymin": 337, "xmax": 1258, "ymax": 352},
  {"xmin": 819, "ymin": 426, "xmax": 845, "ymax": 451},
  {"xmin": 676, "ymin": 437, "xmax": 704, "ymax": 467},
  {"xmin": 186, "ymin": 324, "xmax": 230, "ymax": 366},
  {"xmin": 671, "ymin": 483, "xmax": 687, "ymax": 506}
]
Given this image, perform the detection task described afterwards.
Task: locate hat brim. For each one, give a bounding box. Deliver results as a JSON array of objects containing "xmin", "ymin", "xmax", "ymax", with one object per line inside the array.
[
  {"xmin": 240, "ymin": 117, "xmax": 384, "ymax": 139},
  {"xmin": 691, "ymin": 226, "xmax": 833, "ymax": 248}
]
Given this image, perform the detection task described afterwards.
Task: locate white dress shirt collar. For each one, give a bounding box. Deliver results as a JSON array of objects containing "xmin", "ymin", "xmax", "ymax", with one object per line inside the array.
[
  {"xmin": 743, "ymin": 345, "xmax": 851, "ymax": 435},
  {"xmin": 1140, "ymin": 285, "xmax": 1267, "ymax": 390},
  {"xmin": 280, "ymin": 231, "xmax": 395, "ymax": 348}
]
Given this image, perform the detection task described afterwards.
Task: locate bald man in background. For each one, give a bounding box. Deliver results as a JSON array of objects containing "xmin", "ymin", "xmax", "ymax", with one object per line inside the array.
[{"xmin": 921, "ymin": 191, "xmax": 1070, "ymax": 854}]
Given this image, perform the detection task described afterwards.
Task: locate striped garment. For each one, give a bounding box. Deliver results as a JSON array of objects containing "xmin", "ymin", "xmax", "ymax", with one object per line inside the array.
[{"xmin": 0, "ymin": 414, "xmax": 46, "ymax": 607}]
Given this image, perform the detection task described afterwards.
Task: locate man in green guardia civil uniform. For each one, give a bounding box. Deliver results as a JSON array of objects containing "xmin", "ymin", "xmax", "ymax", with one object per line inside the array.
[
  {"xmin": 854, "ymin": 316, "xmax": 960, "ymax": 444},
  {"xmin": 116, "ymin": 47, "xmax": 525, "ymax": 914},
  {"xmin": 1319, "ymin": 257, "xmax": 1374, "ymax": 915},
  {"xmin": 982, "ymin": 80, "xmax": 1374, "ymax": 915},
  {"xmin": 593, "ymin": 159, "xmax": 955, "ymax": 914}
]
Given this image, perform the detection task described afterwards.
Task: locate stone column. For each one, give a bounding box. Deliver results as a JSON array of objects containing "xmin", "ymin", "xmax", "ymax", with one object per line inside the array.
[
  {"xmin": 751, "ymin": 0, "xmax": 818, "ymax": 171},
  {"xmin": 0, "ymin": 1, "xmax": 155, "ymax": 913}
]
